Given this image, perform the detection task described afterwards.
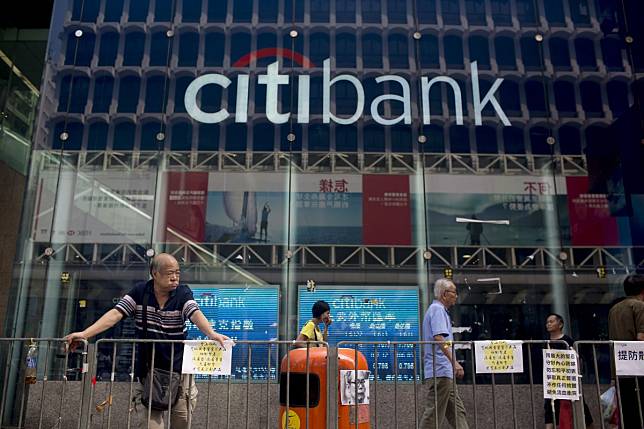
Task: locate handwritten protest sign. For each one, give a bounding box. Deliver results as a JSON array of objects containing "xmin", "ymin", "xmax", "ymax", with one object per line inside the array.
[
  {"xmin": 474, "ymin": 340, "xmax": 524, "ymax": 373},
  {"xmin": 543, "ymin": 349, "xmax": 580, "ymax": 400},
  {"xmin": 182, "ymin": 340, "xmax": 234, "ymax": 375}
]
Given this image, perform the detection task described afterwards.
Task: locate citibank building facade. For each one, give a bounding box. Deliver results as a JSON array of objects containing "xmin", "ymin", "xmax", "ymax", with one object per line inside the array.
[{"xmin": 6, "ymin": 0, "xmax": 644, "ymax": 381}]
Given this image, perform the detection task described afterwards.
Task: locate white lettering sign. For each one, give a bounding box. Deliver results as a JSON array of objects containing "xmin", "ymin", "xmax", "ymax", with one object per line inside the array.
[{"xmin": 614, "ymin": 341, "xmax": 644, "ymax": 376}]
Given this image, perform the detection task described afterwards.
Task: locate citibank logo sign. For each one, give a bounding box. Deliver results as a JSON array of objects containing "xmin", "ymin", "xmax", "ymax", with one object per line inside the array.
[{"xmin": 185, "ymin": 58, "xmax": 510, "ymax": 127}]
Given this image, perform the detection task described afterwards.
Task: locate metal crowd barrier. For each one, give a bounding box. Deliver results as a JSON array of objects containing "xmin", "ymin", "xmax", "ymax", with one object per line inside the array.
[
  {"xmin": 574, "ymin": 340, "xmax": 644, "ymax": 429},
  {"xmin": 0, "ymin": 337, "xmax": 89, "ymax": 429}
]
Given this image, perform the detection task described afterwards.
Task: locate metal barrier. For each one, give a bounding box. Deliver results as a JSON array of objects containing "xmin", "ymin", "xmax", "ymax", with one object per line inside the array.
[
  {"xmin": 0, "ymin": 337, "xmax": 89, "ymax": 429},
  {"xmin": 574, "ymin": 341, "xmax": 644, "ymax": 429}
]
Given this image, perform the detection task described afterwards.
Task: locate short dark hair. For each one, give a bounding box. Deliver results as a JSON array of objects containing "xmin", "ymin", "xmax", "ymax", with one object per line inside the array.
[
  {"xmin": 312, "ymin": 300, "xmax": 330, "ymax": 318},
  {"xmin": 624, "ymin": 274, "xmax": 644, "ymax": 297},
  {"xmin": 547, "ymin": 313, "xmax": 564, "ymax": 327}
]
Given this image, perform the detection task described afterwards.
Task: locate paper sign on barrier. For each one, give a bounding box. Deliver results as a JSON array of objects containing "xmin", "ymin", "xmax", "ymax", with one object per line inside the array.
[
  {"xmin": 340, "ymin": 370, "xmax": 370, "ymax": 405},
  {"xmin": 614, "ymin": 341, "xmax": 644, "ymax": 376},
  {"xmin": 182, "ymin": 340, "xmax": 234, "ymax": 375},
  {"xmin": 474, "ymin": 340, "xmax": 524, "ymax": 373},
  {"xmin": 543, "ymin": 349, "xmax": 580, "ymax": 400}
]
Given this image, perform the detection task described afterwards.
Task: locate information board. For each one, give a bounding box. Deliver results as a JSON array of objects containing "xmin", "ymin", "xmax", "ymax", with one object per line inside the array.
[
  {"xmin": 187, "ymin": 286, "xmax": 279, "ymax": 380},
  {"xmin": 298, "ymin": 286, "xmax": 420, "ymax": 381}
]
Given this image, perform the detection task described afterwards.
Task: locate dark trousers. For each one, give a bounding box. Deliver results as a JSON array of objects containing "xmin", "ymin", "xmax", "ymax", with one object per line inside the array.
[{"xmin": 618, "ymin": 377, "xmax": 644, "ymax": 429}]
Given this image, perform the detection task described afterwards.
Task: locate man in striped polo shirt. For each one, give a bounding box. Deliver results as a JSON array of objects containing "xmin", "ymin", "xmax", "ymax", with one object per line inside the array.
[{"xmin": 65, "ymin": 253, "xmax": 229, "ymax": 428}]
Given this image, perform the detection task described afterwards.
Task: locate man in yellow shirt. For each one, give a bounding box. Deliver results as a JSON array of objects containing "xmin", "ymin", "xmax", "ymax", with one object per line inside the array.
[{"xmin": 296, "ymin": 300, "xmax": 332, "ymax": 345}]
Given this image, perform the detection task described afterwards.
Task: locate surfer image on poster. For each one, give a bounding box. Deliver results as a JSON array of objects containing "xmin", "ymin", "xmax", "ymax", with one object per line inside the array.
[{"xmin": 340, "ymin": 370, "xmax": 370, "ymax": 405}]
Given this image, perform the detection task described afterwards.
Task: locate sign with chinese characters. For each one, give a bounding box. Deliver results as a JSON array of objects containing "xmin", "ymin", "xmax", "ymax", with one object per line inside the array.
[
  {"xmin": 474, "ymin": 341, "xmax": 524, "ymax": 373},
  {"xmin": 298, "ymin": 286, "xmax": 419, "ymax": 381},
  {"xmin": 182, "ymin": 340, "xmax": 234, "ymax": 375},
  {"xmin": 614, "ymin": 341, "xmax": 644, "ymax": 376},
  {"xmin": 187, "ymin": 287, "xmax": 279, "ymax": 379},
  {"xmin": 543, "ymin": 349, "xmax": 580, "ymax": 400},
  {"xmin": 340, "ymin": 370, "xmax": 370, "ymax": 405}
]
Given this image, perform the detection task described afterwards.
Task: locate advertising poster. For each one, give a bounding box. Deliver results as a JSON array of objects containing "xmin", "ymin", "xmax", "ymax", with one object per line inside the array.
[
  {"xmin": 165, "ymin": 172, "xmax": 208, "ymax": 243},
  {"xmin": 474, "ymin": 340, "xmax": 524, "ymax": 373},
  {"xmin": 298, "ymin": 287, "xmax": 419, "ymax": 381},
  {"xmin": 205, "ymin": 172, "xmax": 362, "ymax": 245},
  {"xmin": 187, "ymin": 286, "xmax": 279, "ymax": 379},
  {"xmin": 362, "ymin": 175, "xmax": 412, "ymax": 245},
  {"xmin": 32, "ymin": 169, "xmax": 156, "ymax": 244},
  {"xmin": 413, "ymin": 174, "xmax": 570, "ymax": 246}
]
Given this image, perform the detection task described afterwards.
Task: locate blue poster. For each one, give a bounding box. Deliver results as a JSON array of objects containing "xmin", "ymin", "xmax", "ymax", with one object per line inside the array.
[
  {"xmin": 298, "ymin": 287, "xmax": 420, "ymax": 381},
  {"xmin": 187, "ymin": 286, "xmax": 279, "ymax": 380}
]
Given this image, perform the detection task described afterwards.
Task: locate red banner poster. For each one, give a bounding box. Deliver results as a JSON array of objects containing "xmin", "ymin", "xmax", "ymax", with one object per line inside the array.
[
  {"xmin": 165, "ymin": 172, "xmax": 209, "ymax": 243},
  {"xmin": 566, "ymin": 176, "xmax": 619, "ymax": 246},
  {"xmin": 362, "ymin": 175, "xmax": 412, "ymax": 245}
]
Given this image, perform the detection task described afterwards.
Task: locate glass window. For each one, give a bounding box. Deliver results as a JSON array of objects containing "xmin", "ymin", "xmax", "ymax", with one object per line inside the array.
[
  {"xmin": 363, "ymin": 125, "xmax": 385, "ymax": 152},
  {"xmin": 558, "ymin": 125, "xmax": 582, "ymax": 154},
  {"xmin": 259, "ymin": 0, "xmax": 278, "ymax": 22},
  {"xmin": 419, "ymin": 34, "xmax": 439, "ymax": 68},
  {"xmin": 150, "ymin": 31, "xmax": 171, "ymax": 66},
  {"xmin": 233, "ymin": 0, "xmax": 252, "ymax": 22},
  {"xmin": 525, "ymin": 80, "xmax": 548, "ymax": 116},
  {"xmin": 104, "ymin": 0, "xmax": 124, "ymax": 22},
  {"xmin": 87, "ymin": 122, "xmax": 108, "ymax": 150},
  {"xmin": 282, "ymin": 32, "xmax": 303, "ymax": 68},
  {"xmin": 336, "ymin": 0, "xmax": 356, "ymax": 22},
  {"xmin": 554, "ymin": 80, "xmax": 577, "ymax": 116},
  {"xmin": 364, "ymin": 77, "xmax": 384, "ymax": 117},
  {"xmin": 601, "ymin": 37, "xmax": 623, "ymax": 70},
  {"xmin": 123, "ymin": 32, "xmax": 145, "ymax": 66},
  {"xmin": 335, "ymin": 80, "xmax": 358, "ymax": 115},
  {"xmin": 478, "ymin": 80, "xmax": 496, "ymax": 116},
  {"xmin": 310, "ymin": 76, "xmax": 323, "ymax": 114},
  {"xmin": 442, "ymin": 0, "xmax": 461, "ymax": 25},
  {"xmin": 336, "ymin": 125, "xmax": 357, "ymax": 152},
  {"xmin": 309, "ymin": 124, "xmax": 330, "ymax": 151},
  {"xmin": 58, "ymin": 75, "xmax": 89, "ymax": 113},
  {"xmin": 155, "ymin": 0, "xmax": 173, "ymax": 21},
  {"xmin": 231, "ymin": 33, "xmax": 251, "ymax": 67},
  {"xmin": 284, "ymin": 0, "xmax": 305, "ymax": 22},
  {"xmin": 391, "ymin": 126, "xmax": 412, "ymax": 152},
  {"xmin": 255, "ymin": 81, "xmax": 266, "ymax": 113},
  {"xmin": 225, "ymin": 123, "xmax": 247, "ymax": 151},
  {"xmin": 72, "ymin": 0, "xmax": 99, "ymax": 22},
  {"xmin": 580, "ymin": 81, "xmax": 604, "ymax": 117},
  {"xmin": 253, "ymin": 123, "xmax": 275, "ymax": 151},
  {"xmin": 425, "ymin": 76, "xmax": 442, "ymax": 115},
  {"xmin": 144, "ymin": 75, "xmax": 167, "ymax": 113},
  {"xmin": 310, "ymin": 33, "xmax": 330, "ymax": 67},
  {"xmin": 361, "ymin": 0, "xmax": 381, "ymax": 23},
  {"xmin": 201, "ymin": 80, "xmax": 222, "ymax": 112},
  {"xmin": 117, "ymin": 75, "xmax": 141, "ymax": 113},
  {"xmin": 388, "ymin": 34, "xmax": 408, "ymax": 69},
  {"xmin": 516, "ymin": 0, "xmax": 537, "ymax": 25},
  {"xmin": 141, "ymin": 122, "xmax": 163, "ymax": 150},
  {"xmin": 476, "ymin": 126, "xmax": 497, "ymax": 153},
  {"xmin": 182, "ymin": 0, "xmax": 202, "ymax": 22},
  {"xmin": 387, "ymin": 0, "xmax": 407, "ymax": 23},
  {"xmin": 128, "ymin": 0, "xmax": 149, "ymax": 22},
  {"xmin": 549, "ymin": 37, "xmax": 572, "ymax": 70},
  {"xmin": 198, "ymin": 124, "xmax": 220, "ymax": 151},
  {"xmin": 53, "ymin": 122, "xmax": 83, "ymax": 150},
  {"xmin": 418, "ymin": 0, "xmax": 437, "ymax": 24},
  {"xmin": 204, "ymin": 32, "xmax": 225, "ymax": 67},
  {"xmin": 65, "ymin": 32, "xmax": 95, "ymax": 66},
  {"xmin": 495, "ymin": 36, "xmax": 516, "ymax": 70},
  {"xmin": 257, "ymin": 33, "xmax": 277, "ymax": 67},
  {"xmin": 444, "ymin": 35, "xmax": 464, "ymax": 69},
  {"xmin": 544, "ymin": 0, "xmax": 565, "ymax": 25},
  {"xmin": 447, "ymin": 79, "xmax": 467, "ymax": 117},
  {"xmin": 207, "ymin": 0, "xmax": 227, "ymax": 22},
  {"xmin": 499, "ymin": 80, "xmax": 521, "ymax": 116},
  {"xmin": 490, "ymin": 0, "xmax": 511, "ymax": 26},
  {"xmin": 98, "ymin": 32, "xmax": 119, "ymax": 66},
  {"xmin": 92, "ymin": 76, "xmax": 114, "ymax": 113},
  {"xmin": 174, "ymin": 76, "xmax": 193, "ymax": 113},
  {"xmin": 569, "ymin": 0, "xmax": 591, "ymax": 26},
  {"xmin": 606, "ymin": 80, "xmax": 629, "ymax": 116},
  {"xmin": 529, "ymin": 126, "xmax": 551, "ymax": 155},
  {"xmin": 469, "ymin": 36, "xmax": 490, "ymax": 69},
  {"xmin": 503, "ymin": 126, "xmax": 525, "ymax": 154},
  {"xmin": 178, "ymin": 32, "xmax": 199, "ymax": 67},
  {"xmin": 171, "ymin": 122, "xmax": 193, "ymax": 150},
  {"xmin": 311, "ymin": 0, "xmax": 330, "ymax": 22},
  {"xmin": 465, "ymin": 0, "xmax": 486, "ymax": 25},
  {"xmin": 336, "ymin": 33, "xmax": 356, "ymax": 68},
  {"xmin": 449, "ymin": 126, "xmax": 470, "ymax": 153},
  {"xmin": 113, "ymin": 122, "xmax": 136, "ymax": 150},
  {"xmin": 280, "ymin": 124, "xmax": 302, "ymax": 151},
  {"xmin": 423, "ymin": 124, "xmax": 444, "ymax": 152},
  {"xmin": 521, "ymin": 36, "xmax": 543, "ymax": 70},
  {"xmin": 362, "ymin": 34, "xmax": 383, "ymax": 68},
  {"xmin": 575, "ymin": 38, "xmax": 597, "ymax": 70}
]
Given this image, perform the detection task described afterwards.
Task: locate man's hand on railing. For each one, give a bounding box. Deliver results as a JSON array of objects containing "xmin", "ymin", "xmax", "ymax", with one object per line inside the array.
[
  {"xmin": 208, "ymin": 332, "xmax": 232, "ymax": 349},
  {"xmin": 63, "ymin": 332, "xmax": 87, "ymax": 351}
]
